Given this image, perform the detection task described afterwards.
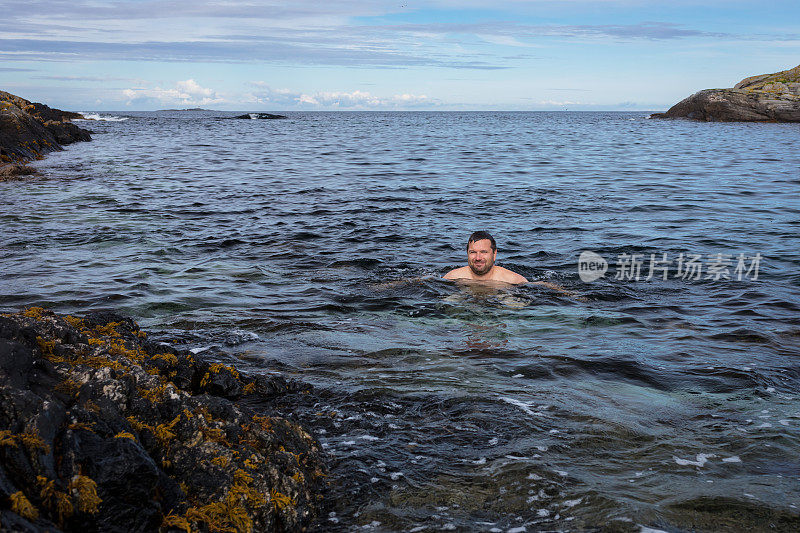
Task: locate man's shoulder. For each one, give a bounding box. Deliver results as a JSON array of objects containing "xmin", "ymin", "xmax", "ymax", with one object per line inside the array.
[
  {"xmin": 443, "ymin": 266, "xmax": 471, "ymax": 280},
  {"xmin": 494, "ymin": 266, "xmax": 528, "ymax": 284}
]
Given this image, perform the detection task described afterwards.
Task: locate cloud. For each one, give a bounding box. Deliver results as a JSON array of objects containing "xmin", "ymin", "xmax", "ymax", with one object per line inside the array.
[
  {"xmin": 122, "ymin": 79, "xmax": 225, "ymax": 106},
  {"xmin": 245, "ymin": 83, "xmax": 435, "ymax": 109},
  {"xmin": 33, "ymin": 75, "xmax": 134, "ymax": 81},
  {"xmin": 0, "ymin": 37, "xmax": 505, "ymax": 69}
]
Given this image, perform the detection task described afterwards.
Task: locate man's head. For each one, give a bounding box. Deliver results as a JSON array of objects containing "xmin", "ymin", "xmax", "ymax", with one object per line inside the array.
[{"xmin": 467, "ymin": 231, "xmax": 497, "ymax": 276}]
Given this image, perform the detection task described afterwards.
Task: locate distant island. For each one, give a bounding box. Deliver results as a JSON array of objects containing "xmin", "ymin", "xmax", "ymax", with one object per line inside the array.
[{"xmin": 651, "ymin": 64, "xmax": 800, "ymax": 122}]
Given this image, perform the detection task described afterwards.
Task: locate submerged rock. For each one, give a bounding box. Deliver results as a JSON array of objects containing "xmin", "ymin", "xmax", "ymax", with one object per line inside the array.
[
  {"xmin": 650, "ymin": 64, "xmax": 800, "ymax": 122},
  {"xmin": 0, "ymin": 308, "xmax": 326, "ymax": 532},
  {"xmin": 232, "ymin": 113, "xmax": 287, "ymax": 120},
  {"xmin": 0, "ymin": 91, "xmax": 91, "ymax": 166},
  {"xmin": 0, "ymin": 164, "xmax": 38, "ymax": 180}
]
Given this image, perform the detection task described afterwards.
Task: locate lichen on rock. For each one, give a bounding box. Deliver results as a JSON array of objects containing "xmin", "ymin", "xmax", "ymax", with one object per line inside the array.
[{"xmin": 0, "ymin": 308, "xmax": 326, "ymax": 532}]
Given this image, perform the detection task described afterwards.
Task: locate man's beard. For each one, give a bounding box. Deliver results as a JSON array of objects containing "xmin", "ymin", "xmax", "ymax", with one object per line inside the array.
[{"xmin": 469, "ymin": 259, "xmax": 493, "ymax": 276}]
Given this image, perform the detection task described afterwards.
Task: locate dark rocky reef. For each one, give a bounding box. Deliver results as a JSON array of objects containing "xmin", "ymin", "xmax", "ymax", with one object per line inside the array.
[
  {"xmin": 0, "ymin": 308, "xmax": 326, "ymax": 532},
  {"xmin": 232, "ymin": 113, "xmax": 287, "ymax": 120},
  {"xmin": 0, "ymin": 91, "xmax": 92, "ymax": 170},
  {"xmin": 650, "ymin": 64, "xmax": 800, "ymax": 122}
]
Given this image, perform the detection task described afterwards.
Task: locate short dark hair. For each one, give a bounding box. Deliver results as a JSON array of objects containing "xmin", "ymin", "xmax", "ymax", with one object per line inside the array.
[{"xmin": 467, "ymin": 231, "xmax": 496, "ymax": 251}]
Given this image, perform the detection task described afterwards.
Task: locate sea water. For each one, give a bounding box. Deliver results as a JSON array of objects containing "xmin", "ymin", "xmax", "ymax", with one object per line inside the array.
[{"xmin": 2, "ymin": 111, "xmax": 800, "ymax": 531}]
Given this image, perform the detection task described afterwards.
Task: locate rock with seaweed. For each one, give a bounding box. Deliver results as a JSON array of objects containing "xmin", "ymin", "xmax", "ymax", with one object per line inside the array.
[
  {"xmin": 0, "ymin": 308, "xmax": 326, "ymax": 532},
  {"xmin": 650, "ymin": 64, "xmax": 800, "ymax": 122},
  {"xmin": 0, "ymin": 91, "xmax": 91, "ymax": 169}
]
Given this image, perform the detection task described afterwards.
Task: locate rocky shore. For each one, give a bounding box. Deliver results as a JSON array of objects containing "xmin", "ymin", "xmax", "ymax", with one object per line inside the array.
[
  {"xmin": 650, "ymin": 64, "xmax": 800, "ymax": 122},
  {"xmin": 0, "ymin": 91, "xmax": 92, "ymax": 177},
  {"xmin": 0, "ymin": 308, "xmax": 326, "ymax": 532}
]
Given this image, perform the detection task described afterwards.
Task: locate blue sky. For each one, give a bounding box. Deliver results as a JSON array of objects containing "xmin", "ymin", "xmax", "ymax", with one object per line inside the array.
[{"xmin": 1, "ymin": 0, "xmax": 798, "ymax": 111}]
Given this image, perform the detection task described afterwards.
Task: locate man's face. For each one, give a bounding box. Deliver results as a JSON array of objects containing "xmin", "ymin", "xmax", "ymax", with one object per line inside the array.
[{"xmin": 467, "ymin": 239, "xmax": 497, "ymax": 276}]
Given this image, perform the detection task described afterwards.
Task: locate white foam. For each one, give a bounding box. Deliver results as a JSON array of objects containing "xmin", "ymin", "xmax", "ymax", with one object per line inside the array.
[
  {"xmin": 674, "ymin": 453, "xmax": 715, "ymax": 467},
  {"xmin": 358, "ymin": 435, "xmax": 380, "ymax": 441},
  {"xmin": 501, "ymin": 397, "xmax": 545, "ymax": 417},
  {"xmin": 189, "ymin": 346, "xmax": 212, "ymax": 354},
  {"xmin": 77, "ymin": 113, "xmax": 129, "ymax": 122},
  {"xmin": 562, "ymin": 497, "xmax": 582, "ymax": 508},
  {"xmin": 722, "ymin": 456, "xmax": 742, "ymax": 463}
]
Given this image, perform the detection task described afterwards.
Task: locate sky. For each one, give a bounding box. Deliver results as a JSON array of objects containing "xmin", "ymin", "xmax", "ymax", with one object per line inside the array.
[{"xmin": 0, "ymin": 0, "xmax": 798, "ymax": 111}]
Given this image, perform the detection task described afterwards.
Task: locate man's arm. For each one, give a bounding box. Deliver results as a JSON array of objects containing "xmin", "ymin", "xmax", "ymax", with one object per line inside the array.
[{"xmin": 531, "ymin": 280, "xmax": 587, "ymax": 301}]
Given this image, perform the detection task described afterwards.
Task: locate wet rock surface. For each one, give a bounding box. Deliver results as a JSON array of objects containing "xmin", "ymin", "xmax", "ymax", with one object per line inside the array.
[
  {"xmin": 651, "ymin": 64, "xmax": 800, "ymax": 122},
  {"xmin": 0, "ymin": 91, "xmax": 91, "ymax": 166},
  {"xmin": 0, "ymin": 308, "xmax": 326, "ymax": 532},
  {"xmin": 232, "ymin": 114, "xmax": 287, "ymax": 120}
]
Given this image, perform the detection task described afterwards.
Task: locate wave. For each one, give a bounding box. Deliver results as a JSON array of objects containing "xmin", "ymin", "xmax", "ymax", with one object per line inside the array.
[{"xmin": 76, "ymin": 113, "xmax": 129, "ymax": 122}]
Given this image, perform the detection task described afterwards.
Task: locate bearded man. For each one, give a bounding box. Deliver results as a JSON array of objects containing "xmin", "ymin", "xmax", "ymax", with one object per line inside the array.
[{"xmin": 443, "ymin": 231, "xmax": 528, "ymax": 284}]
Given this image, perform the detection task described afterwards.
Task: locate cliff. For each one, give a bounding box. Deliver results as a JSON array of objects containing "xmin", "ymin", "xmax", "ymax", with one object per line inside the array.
[
  {"xmin": 650, "ymin": 65, "xmax": 800, "ymax": 122},
  {"xmin": 0, "ymin": 91, "xmax": 92, "ymax": 177}
]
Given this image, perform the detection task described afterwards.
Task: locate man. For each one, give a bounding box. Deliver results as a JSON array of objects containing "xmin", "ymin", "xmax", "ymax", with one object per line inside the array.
[
  {"xmin": 443, "ymin": 231, "xmax": 528, "ymax": 284},
  {"xmin": 443, "ymin": 231, "xmax": 577, "ymax": 297}
]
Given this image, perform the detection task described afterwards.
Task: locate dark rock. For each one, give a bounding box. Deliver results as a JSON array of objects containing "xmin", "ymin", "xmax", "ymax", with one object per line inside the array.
[
  {"xmin": 0, "ymin": 90, "xmax": 91, "ymax": 165},
  {"xmin": 233, "ymin": 113, "xmax": 287, "ymax": 120},
  {"xmin": 651, "ymin": 64, "xmax": 800, "ymax": 122},
  {"xmin": 0, "ymin": 308, "xmax": 327, "ymax": 532}
]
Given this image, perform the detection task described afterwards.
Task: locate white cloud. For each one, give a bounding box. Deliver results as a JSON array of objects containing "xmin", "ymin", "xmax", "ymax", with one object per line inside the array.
[
  {"xmin": 246, "ymin": 83, "xmax": 434, "ymax": 109},
  {"xmin": 122, "ymin": 79, "xmax": 225, "ymax": 106},
  {"xmin": 296, "ymin": 90, "xmax": 433, "ymax": 108}
]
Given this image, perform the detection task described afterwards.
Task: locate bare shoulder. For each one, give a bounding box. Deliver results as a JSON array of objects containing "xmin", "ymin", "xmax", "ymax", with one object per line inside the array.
[
  {"xmin": 443, "ymin": 266, "xmax": 471, "ymax": 280},
  {"xmin": 494, "ymin": 266, "xmax": 528, "ymax": 284}
]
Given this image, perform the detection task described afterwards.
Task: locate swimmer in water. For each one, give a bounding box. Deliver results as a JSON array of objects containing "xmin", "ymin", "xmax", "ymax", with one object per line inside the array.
[
  {"xmin": 444, "ymin": 231, "xmax": 527, "ymax": 284},
  {"xmin": 444, "ymin": 231, "xmax": 572, "ymax": 294}
]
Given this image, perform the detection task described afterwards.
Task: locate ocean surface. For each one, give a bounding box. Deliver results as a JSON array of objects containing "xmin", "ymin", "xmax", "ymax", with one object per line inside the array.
[{"xmin": 2, "ymin": 111, "xmax": 800, "ymax": 531}]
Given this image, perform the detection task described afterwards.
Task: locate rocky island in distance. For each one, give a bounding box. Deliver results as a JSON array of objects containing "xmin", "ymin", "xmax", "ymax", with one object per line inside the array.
[{"xmin": 650, "ymin": 64, "xmax": 800, "ymax": 122}]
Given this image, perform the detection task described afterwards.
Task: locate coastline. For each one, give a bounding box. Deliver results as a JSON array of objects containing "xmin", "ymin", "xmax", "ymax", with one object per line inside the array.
[{"xmin": 0, "ymin": 91, "xmax": 92, "ymax": 178}]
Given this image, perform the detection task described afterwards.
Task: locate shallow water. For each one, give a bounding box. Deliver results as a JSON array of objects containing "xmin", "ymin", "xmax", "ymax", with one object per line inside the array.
[{"xmin": 2, "ymin": 111, "xmax": 800, "ymax": 531}]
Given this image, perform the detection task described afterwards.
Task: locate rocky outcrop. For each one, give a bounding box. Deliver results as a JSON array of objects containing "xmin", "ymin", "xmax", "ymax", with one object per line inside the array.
[
  {"xmin": 0, "ymin": 308, "xmax": 326, "ymax": 532},
  {"xmin": 651, "ymin": 65, "xmax": 800, "ymax": 122},
  {"xmin": 0, "ymin": 91, "xmax": 91, "ymax": 166},
  {"xmin": 232, "ymin": 114, "xmax": 287, "ymax": 120}
]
